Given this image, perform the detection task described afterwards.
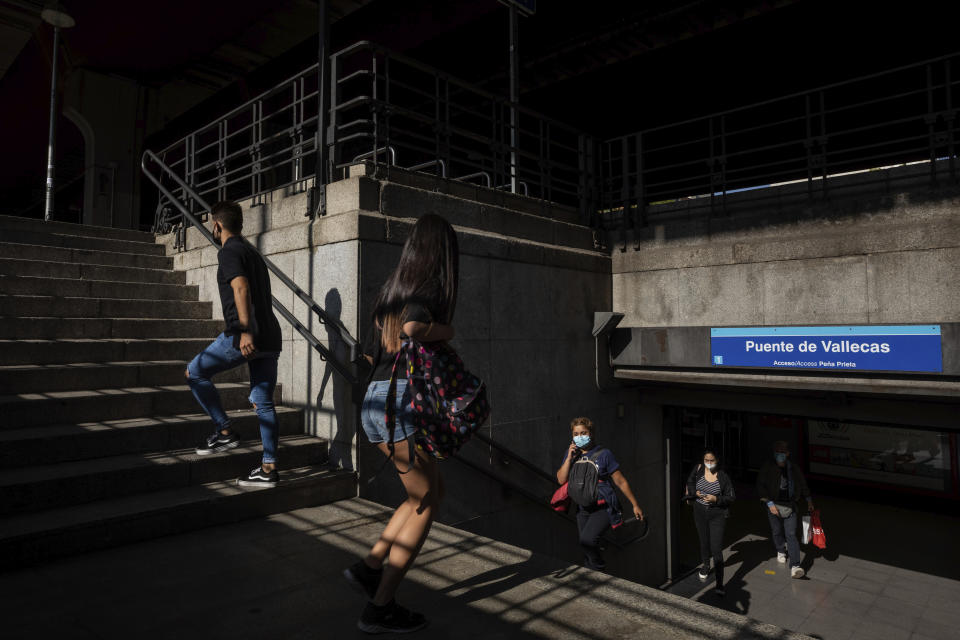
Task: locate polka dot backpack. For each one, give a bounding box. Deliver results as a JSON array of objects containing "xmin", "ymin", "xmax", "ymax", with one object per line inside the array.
[{"xmin": 385, "ymin": 339, "xmax": 490, "ymax": 461}]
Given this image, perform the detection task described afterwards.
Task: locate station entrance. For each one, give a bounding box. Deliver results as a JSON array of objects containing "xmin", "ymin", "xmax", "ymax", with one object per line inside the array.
[{"xmin": 665, "ymin": 404, "xmax": 960, "ymax": 577}]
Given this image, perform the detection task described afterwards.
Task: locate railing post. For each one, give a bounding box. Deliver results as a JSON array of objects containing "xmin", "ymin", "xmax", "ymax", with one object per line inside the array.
[
  {"xmin": 620, "ymin": 137, "xmax": 629, "ymax": 252},
  {"xmin": 508, "ymin": 2, "xmax": 519, "ymax": 194},
  {"xmin": 310, "ymin": 0, "xmax": 329, "ymax": 218},
  {"xmin": 578, "ymin": 134, "xmax": 588, "ymax": 226},
  {"xmin": 633, "ymin": 132, "xmax": 645, "ymax": 238},
  {"xmin": 946, "ymin": 59, "xmax": 956, "ymax": 181},
  {"xmin": 926, "ymin": 63, "xmax": 939, "ymax": 187}
]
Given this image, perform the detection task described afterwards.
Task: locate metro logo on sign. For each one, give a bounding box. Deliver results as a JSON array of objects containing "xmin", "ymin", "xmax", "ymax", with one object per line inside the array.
[{"xmin": 710, "ymin": 325, "xmax": 942, "ymax": 373}]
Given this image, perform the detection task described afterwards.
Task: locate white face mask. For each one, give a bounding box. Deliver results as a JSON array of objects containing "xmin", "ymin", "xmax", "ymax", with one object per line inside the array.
[{"xmin": 704, "ymin": 462, "xmax": 717, "ymax": 471}]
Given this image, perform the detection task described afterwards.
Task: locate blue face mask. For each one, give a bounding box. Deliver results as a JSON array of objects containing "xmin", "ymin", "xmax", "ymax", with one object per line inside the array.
[
  {"xmin": 775, "ymin": 452, "xmax": 787, "ymax": 463},
  {"xmin": 573, "ymin": 435, "xmax": 591, "ymax": 448}
]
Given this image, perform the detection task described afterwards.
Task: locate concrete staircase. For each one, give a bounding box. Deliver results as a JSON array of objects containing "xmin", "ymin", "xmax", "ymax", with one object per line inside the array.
[{"xmin": 0, "ymin": 214, "xmax": 356, "ymax": 569}]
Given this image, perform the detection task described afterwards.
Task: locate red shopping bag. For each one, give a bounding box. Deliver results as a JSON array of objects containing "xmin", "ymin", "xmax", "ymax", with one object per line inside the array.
[
  {"xmin": 550, "ymin": 482, "xmax": 571, "ymax": 513},
  {"xmin": 810, "ymin": 509, "xmax": 827, "ymax": 549}
]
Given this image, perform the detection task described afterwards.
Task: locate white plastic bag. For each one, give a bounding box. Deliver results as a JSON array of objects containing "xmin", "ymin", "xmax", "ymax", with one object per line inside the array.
[{"xmin": 801, "ymin": 515, "xmax": 812, "ymax": 544}]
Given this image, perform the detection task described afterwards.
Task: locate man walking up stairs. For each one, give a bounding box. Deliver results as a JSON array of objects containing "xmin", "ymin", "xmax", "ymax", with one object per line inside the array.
[
  {"xmin": 0, "ymin": 213, "xmax": 355, "ymax": 570},
  {"xmin": 186, "ymin": 201, "xmax": 284, "ymax": 487}
]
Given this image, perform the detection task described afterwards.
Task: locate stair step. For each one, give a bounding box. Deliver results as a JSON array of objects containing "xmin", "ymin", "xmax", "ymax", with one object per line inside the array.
[
  {"xmin": 0, "ymin": 434, "xmax": 329, "ymax": 516},
  {"xmin": 0, "ymin": 381, "xmax": 279, "ymax": 429},
  {"xmin": 0, "ymin": 465, "xmax": 356, "ymax": 571},
  {"xmin": 0, "ymin": 213, "xmax": 154, "ymax": 243},
  {"xmin": 0, "ymin": 338, "xmax": 215, "ymax": 366},
  {"xmin": 0, "ymin": 295, "xmax": 212, "ymax": 319},
  {"xmin": 0, "ymin": 242, "xmax": 172, "ymax": 270},
  {"xmin": 0, "ymin": 257, "xmax": 186, "ymax": 284},
  {"xmin": 0, "ymin": 407, "xmax": 304, "ymax": 468},
  {"xmin": 0, "ymin": 317, "xmax": 223, "ymax": 339},
  {"xmin": 0, "ymin": 274, "xmax": 199, "ymax": 301},
  {"xmin": 0, "ymin": 229, "xmax": 166, "ymax": 256},
  {"xmin": 0, "ymin": 360, "xmax": 246, "ymax": 394}
]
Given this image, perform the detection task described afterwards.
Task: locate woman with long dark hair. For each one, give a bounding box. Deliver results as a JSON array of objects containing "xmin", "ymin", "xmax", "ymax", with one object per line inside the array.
[
  {"xmin": 685, "ymin": 449, "xmax": 736, "ymax": 596},
  {"xmin": 343, "ymin": 214, "xmax": 458, "ymax": 634}
]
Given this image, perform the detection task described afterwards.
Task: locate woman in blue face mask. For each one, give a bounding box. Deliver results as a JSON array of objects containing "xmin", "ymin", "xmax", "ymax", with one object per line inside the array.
[
  {"xmin": 556, "ymin": 416, "xmax": 643, "ymax": 571},
  {"xmin": 684, "ymin": 449, "xmax": 736, "ymax": 596}
]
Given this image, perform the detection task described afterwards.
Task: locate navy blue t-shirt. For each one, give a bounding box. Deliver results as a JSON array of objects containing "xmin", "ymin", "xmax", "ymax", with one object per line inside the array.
[
  {"xmin": 561, "ymin": 447, "xmax": 620, "ymax": 480},
  {"xmin": 562, "ymin": 445, "xmax": 623, "ymax": 522}
]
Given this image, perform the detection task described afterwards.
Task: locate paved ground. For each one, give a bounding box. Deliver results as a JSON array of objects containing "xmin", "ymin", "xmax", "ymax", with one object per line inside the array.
[
  {"xmin": 669, "ymin": 490, "xmax": 960, "ymax": 640},
  {"xmin": 2, "ymin": 498, "xmax": 810, "ymax": 640}
]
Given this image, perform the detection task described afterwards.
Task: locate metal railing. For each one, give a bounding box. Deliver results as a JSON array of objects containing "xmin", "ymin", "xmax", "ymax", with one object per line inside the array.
[
  {"xmin": 142, "ymin": 150, "xmax": 361, "ymax": 385},
  {"xmin": 328, "ymin": 41, "xmax": 598, "ymax": 218},
  {"xmin": 152, "ymin": 41, "xmax": 600, "ymax": 234},
  {"xmin": 601, "ymin": 52, "xmax": 960, "ymax": 240},
  {"xmin": 153, "ymin": 62, "xmax": 324, "ymax": 232}
]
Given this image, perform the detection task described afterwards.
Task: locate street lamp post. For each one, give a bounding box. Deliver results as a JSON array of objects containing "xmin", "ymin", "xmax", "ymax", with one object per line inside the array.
[{"xmin": 41, "ymin": 5, "xmax": 75, "ymax": 222}]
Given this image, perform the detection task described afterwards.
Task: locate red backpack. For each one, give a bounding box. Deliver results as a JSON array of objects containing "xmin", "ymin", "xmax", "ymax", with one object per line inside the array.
[{"xmin": 385, "ymin": 340, "xmax": 490, "ymax": 461}]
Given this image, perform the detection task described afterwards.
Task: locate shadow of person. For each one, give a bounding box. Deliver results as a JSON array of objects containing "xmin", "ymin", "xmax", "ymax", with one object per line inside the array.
[
  {"xmin": 696, "ymin": 537, "xmax": 775, "ymax": 615},
  {"xmin": 439, "ymin": 557, "xmax": 546, "ymax": 604},
  {"xmin": 317, "ymin": 288, "xmax": 353, "ymax": 471}
]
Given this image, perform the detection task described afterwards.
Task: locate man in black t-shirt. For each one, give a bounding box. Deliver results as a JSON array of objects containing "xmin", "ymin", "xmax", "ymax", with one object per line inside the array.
[{"xmin": 184, "ymin": 201, "xmax": 284, "ymax": 487}]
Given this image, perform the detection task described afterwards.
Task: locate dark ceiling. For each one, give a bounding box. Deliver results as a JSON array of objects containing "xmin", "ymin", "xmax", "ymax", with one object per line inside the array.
[{"xmin": 2, "ymin": 0, "xmax": 958, "ymax": 217}]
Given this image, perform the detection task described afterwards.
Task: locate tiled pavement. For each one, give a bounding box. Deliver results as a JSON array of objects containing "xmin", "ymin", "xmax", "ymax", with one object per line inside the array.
[{"xmin": 668, "ymin": 492, "xmax": 960, "ymax": 640}]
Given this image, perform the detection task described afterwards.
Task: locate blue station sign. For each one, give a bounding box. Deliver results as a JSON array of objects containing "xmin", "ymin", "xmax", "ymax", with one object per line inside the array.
[{"xmin": 710, "ymin": 325, "xmax": 943, "ymax": 373}]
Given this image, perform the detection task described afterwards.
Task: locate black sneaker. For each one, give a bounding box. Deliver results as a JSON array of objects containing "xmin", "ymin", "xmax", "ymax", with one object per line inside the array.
[
  {"xmin": 344, "ymin": 561, "xmax": 383, "ymax": 599},
  {"xmin": 358, "ymin": 600, "xmax": 427, "ymax": 635},
  {"xmin": 698, "ymin": 562, "xmax": 710, "ymax": 582},
  {"xmin": 237, "ymin": 465, "xmax": 278, "ymax": 488},
  {"xmin": 195, "ymin": 431, "xmax": 240, "ymax": 455}
]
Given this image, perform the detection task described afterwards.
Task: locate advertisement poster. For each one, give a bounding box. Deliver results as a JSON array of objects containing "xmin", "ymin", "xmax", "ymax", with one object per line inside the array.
[{"xmin": 807, "ymin": 420, "xmax": 953, "ymax": 492}]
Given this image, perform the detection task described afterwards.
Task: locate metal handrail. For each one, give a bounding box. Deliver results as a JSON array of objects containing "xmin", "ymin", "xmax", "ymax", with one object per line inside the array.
[
  {"xmin": 141, "ymin": 150, "xmax": 361, "ymax": 385},
  {"xmin": 601, "ymin": 51, "xmax": 960, "ymax": 240}
]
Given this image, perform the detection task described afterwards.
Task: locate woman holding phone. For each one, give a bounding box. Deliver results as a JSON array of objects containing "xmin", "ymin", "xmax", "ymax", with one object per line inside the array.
[
  {"xmin": 556, "ymin": 416, "xmax": 644, "ymax": 571},
  {"xmin": 685, "ymin": 449, "xmax": 736, "ymax": 596}
]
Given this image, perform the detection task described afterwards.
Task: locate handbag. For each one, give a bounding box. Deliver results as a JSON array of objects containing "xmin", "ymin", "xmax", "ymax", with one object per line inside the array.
[
  {"xmin": 801, "ymin": 514, "xmax": 812, "ymax": 544},
  {"xmin": 385, "ymin": 339, "xmax": 490, "ymax": 461},
  {"xmin": 550, "ymin": 482, "xmax": 571, "ymax": 513},
  {"xmin": 775, "ymin": 503, "xmax": 794, "ymax": 519},
  {"xmin": 810, "ymin": 509, "xmax": 827, "ymax": 549}
]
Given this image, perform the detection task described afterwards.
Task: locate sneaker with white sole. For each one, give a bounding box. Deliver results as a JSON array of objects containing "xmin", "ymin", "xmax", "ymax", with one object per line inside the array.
[
  {"xmin": 358, "ymin": 600, "xmax": 427, "ymax": 634},
  {"xmin": 195, "ymin": 431, "xmax": 239, "ymax": 455},
  {"xmin": 698, "ymin": 562, "xmax": 710, "ymax": 582},
  {"xmin": 237, "ymin": 465, "xmax": 278, "ymax": 487},
  {"xmin": 791, "ymin": 566, "xmax": 805, "ymax": 578},
  {"xmin": 777, "ymin": 551, "xmax": 787, "ymax": 564}
]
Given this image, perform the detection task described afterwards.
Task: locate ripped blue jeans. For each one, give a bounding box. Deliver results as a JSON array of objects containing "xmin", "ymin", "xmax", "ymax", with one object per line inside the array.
[{"xmin": 186, "ymin": 332, "xmax": 279, "ymax": 464}]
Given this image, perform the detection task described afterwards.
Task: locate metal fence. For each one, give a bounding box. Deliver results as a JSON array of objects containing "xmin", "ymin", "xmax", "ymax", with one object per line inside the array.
[
  {"xmin": 328, "ymin": 41, "xmax": 597, "ymax": 213},
  {"xmin": 601, "ymin": 53, "xmax": 960, "ymax": 237},
  {"xmin": 153, "ymin": 62, "xmax": 323, "ymax": 234},
  {"xmin": 152, "ymin": 43, "xmax": 960, "ymax": 242},
  {"xmin": 152, "ymin": 41, "xmax": 599, "ymax": 235}
]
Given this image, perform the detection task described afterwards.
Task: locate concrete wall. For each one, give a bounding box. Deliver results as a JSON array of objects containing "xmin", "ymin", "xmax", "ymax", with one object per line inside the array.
[
  {"xmin": 157, "ymin": 170, "xmax": 672, "ymax": 586},
  {"xmin": 613, "ymin": 185, "xmax": 960, "ymax": 328}
]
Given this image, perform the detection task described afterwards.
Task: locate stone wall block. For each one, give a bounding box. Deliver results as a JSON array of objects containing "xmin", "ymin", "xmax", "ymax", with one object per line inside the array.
[
  {"xmin": 677, "ymin": 263, "xmax": 764, "ymax": 326},
  {"xmin": 613, "ymin": 270, "xmax": 679, "ymax": 326},
  {"xmin": 762, "ymin": 256, "xmax": 869, "ymax": 325}
]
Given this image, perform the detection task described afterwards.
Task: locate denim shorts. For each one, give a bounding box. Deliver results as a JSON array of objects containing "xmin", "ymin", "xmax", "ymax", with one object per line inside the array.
[{"xmin": 360, "ymin": 379, "xmax": 418, "ymax": 444}]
